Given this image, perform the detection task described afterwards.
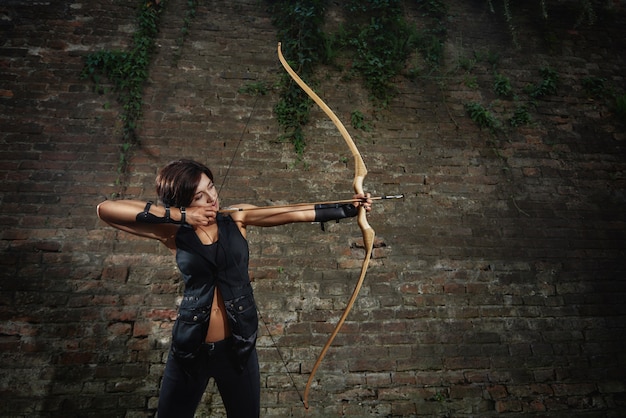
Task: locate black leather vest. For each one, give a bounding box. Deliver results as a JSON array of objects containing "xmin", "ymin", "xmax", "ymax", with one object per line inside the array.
[{"xmin": 172, "ymin": 214, "xmax": 258, "ymax": 368}]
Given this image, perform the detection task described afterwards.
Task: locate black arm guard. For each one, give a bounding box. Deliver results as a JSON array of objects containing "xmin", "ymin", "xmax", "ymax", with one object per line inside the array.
[
  {"xmin": 136, "ymin": 201, "xmax": 185, "ymax": 224},
  {"xmin": 313, "ymin": 203, "xmax": 359, "ymax": 223}
]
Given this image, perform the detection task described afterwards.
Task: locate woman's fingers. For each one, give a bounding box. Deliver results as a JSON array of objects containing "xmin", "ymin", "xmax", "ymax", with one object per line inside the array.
[
  {"xmin": 186, "ymin": 206, "xmax": 217, "ymax": 226},
  {"xmin": 352, "ymin": 193, "xmax": 372, "ymax": 211}
]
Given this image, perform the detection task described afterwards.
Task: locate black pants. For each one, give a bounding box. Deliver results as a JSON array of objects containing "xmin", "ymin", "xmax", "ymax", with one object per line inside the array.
[{"xmin": 157, "ymin": 339, "xmax": 260, "ymax": 418}]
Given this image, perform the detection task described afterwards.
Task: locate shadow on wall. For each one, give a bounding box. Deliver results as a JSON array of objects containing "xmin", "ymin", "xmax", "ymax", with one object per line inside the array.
[{"xmin": 0, "ymin": 238, "xmax": 166, "ymax": 416}]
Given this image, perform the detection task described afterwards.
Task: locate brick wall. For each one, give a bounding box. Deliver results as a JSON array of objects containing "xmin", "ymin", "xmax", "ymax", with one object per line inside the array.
[{"xmin": 1, "ymin": 0, "xmax": 625, "ymax": 417}]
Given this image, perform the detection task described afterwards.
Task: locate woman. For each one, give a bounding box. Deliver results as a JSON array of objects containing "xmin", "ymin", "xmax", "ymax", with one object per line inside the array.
[{"xmin": 97, "ymin": 159, "xmax": 371, "ymax": 418}]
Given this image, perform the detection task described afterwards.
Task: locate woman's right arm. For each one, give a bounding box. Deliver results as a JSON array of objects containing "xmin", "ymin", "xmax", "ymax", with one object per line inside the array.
[
  {"xmin": 97, "ymin": 200, "xmax": 185, "ymax": 249},
  {"xmin": 97, "ymin": 200, "xmax": 216, "ymax": 248}
]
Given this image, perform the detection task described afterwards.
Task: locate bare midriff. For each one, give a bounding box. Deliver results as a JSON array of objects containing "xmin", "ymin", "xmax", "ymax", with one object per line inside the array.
[{"xmin": 205, "ymin": 287, "xmax": 231, "ymax": 343}]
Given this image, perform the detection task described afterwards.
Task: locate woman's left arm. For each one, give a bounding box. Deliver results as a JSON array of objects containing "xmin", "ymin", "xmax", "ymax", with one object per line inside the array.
[{"xmin": 230, "ymin": 193, "xmax": 371, "ymax": 228}]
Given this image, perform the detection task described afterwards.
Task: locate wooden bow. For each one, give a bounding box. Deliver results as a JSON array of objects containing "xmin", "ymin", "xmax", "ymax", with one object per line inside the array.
[{"xmin": 277, "ymin": 42, "xmax": 376, "ymax": 409}]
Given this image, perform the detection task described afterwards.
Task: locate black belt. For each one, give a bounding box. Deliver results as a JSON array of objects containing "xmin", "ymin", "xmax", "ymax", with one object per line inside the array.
[{"xmin": 201, "ymin": 337, "xmax": 232, "ymax": 353}]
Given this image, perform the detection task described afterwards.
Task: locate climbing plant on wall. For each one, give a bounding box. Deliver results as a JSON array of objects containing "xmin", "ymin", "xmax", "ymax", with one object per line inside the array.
[
  {"xmin": 336, "ymin": 0, "xmax": 419, "ymax": 107},
  {"xmin": 266, "ymin": 0, "xmax": 448, "ymax": 154},
  {"xmin": 463, "ymin": 0, "xmax": 624, "ymax": 134},
  {"xmin": 81, "ymin": 0, "xmax": 167, "ymax": 189},
  {"xmin": 266, "ymin": 0, "xmax": 328, "ymax": 157},
  {"xmin": 486, "ymin": 0, "xmax": 616, "ymax": 48}
]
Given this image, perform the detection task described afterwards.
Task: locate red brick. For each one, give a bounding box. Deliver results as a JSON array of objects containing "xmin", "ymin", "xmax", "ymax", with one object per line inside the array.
[{"xmin": 1, "ymin": 1, "xmax": 625, "ymax": 417}]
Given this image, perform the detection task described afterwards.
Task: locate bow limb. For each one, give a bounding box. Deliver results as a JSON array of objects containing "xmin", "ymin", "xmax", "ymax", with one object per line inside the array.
[{"xmin": 277, "ymin": 42, "xmax": 375, "ymax": 409}]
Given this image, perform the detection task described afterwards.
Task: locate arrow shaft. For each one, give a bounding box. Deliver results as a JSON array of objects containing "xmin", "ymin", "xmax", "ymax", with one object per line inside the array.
[{"xmin": 218, "ymin": 194, "xmax": 404, "ymax": 213}]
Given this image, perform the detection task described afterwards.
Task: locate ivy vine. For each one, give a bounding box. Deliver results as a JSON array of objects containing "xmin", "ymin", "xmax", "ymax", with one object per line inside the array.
[
  {"xmin": 464, "ymin": 62, "xmax": 560, "ymax": 134},
  {"xmin": 81, "ymin": 0, "xmax": 166, "ymax": 183},
  {"xmin": 172, "ymin": 0, "xmax": 198, "ymax": 65},
  {"xmin": 486, "ymin": 0, "xmax": 614, "ymax": 48},
  {"xmin": 266, "ymin": 0, "xmax": 328, "ymax": 157},
  {"xmin": 266, "ymin": 0, "xmax": 448, "ymax": 155},
  {"xmin": 337, "ymin": 0, "xmax": 418, "ymax": 107}
]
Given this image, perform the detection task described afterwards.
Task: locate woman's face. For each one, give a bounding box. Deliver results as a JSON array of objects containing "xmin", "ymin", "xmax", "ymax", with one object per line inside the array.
[{"xmin": 190, "ymin": 173, "xmax": 219, "ymax": 210}]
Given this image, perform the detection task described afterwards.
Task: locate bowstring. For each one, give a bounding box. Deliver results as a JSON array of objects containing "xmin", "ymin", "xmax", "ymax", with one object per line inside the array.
[
  {"xmin": 219, "ymin": 91, "xmax": 304, "ymax": 404},
  {"xmin": 217, "ymin": 94, "xmax": 260, "ymax": 196},
  {"xmin": 257, "ymin": 306, "xmax": 305, "ymax": 404}
]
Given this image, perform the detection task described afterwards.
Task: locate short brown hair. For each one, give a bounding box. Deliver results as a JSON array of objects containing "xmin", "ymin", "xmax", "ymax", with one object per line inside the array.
[{"xmin": 155, "ymin": 159, "xmax": 214, "ymax": 207}]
